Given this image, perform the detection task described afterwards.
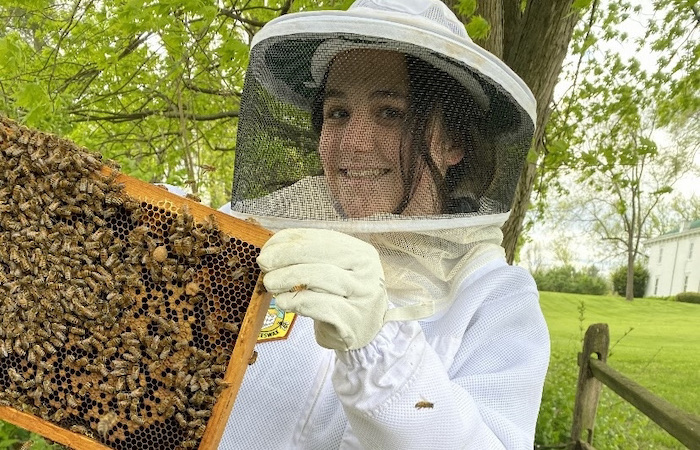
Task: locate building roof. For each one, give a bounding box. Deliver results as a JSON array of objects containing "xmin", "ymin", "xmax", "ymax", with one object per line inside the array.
[{"xmin": 646, "ymin": 219, "xmax": 700, "ymax": 244}]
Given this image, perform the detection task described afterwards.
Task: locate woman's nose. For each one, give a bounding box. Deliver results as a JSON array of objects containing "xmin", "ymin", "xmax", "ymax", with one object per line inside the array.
[{"xmin": 341, "ymin": 112, "xmax": 375, "ymax": 154}]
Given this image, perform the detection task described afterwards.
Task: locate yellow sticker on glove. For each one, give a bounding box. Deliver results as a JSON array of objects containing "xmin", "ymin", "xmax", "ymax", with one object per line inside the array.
[{"xmin": 258, "ymin": 299, "xmax": 296, "ymax": 342}]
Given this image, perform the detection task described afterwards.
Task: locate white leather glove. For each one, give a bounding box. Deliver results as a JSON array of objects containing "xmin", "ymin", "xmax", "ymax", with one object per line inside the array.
[{"xmin": 257, "ymin": 228, "xmax": 388, "ymax": 351}]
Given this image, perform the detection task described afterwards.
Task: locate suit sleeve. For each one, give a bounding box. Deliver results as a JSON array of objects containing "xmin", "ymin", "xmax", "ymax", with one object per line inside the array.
[{"xmin": 331, "ymin": 268, "xmax": 550, "ymax": 449}]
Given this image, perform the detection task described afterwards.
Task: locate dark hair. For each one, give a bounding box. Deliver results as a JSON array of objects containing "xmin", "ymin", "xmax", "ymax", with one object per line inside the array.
[{"xmin": 311, "ymin": 52, "xmax": 494, "ymax": 214}]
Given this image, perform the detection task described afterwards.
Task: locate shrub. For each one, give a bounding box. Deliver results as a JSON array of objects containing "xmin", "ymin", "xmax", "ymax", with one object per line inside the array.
[
  {"xmin": 676, "ymin": 292, "xmax": 700, "ymax": 304},
  {"xmin": 610, "ymin": 263, "xmax": 649, "ymax": 298},
  {"xmin": 533, "ymin": 265, "xmax": 609, "ymax": 295}
]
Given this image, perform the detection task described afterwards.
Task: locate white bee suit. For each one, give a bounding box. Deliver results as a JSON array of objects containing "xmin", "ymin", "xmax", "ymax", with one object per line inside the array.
[{"xmin": 216, "ymin": 225, "xmax": 549, "ymax": 448}]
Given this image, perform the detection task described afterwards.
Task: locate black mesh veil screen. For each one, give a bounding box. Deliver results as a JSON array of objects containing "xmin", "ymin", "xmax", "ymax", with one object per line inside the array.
[{"xmin": 231, "ymin": 34, "xmax": 534, "ymax": 227}]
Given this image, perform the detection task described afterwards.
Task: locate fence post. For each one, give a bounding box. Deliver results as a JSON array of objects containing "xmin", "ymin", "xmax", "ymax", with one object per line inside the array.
[{"xmin": 568, "ymin": 323, "xmax": 610, "ymax": 450}]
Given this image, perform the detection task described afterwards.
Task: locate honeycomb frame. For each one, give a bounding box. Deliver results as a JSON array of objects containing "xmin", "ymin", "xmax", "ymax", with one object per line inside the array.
[{"xmin": 0, "ymin": 116, "xmax": 273, "ymax": 450}]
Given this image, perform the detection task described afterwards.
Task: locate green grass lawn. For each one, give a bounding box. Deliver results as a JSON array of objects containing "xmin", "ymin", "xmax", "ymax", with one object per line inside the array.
[{"xmin": 537, "ymin": 292, "xmax": 700, "ymax": 450}]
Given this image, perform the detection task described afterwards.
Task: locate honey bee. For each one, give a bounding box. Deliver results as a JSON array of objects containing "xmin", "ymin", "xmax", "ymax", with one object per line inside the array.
[
  {"xmin": 185, "ymin": 193, "xmax": 202, "ymax": 202},
  {"xmin": 7, "ymin": 368, "xmax": 24, "ymax": 383},
  {"xmin": 196, "ymin": 246, "xmax": 222, "ymax": 257},
  {"xmin": 173, "ymin": 237, "xmax": 194, "ymax": 257},
  {"xmin": 248, "ymin": 350, "xmax": 258, "ymax": 365},
  {"xmin": 32, "ymin": 344, "xmax": 45, "ymax": 358},
  {"xmin": 66, "ymin": 394, "xmax": 79, "ymax": 409},
  {"xmin": 188, "ymin": 418, "xmax": 204, "ymax": 429},
  {"xmin": 69, "ymin": 424, "xmax": 89, "ymax": 434},
  {"xmin": 64, "ymin": 314, "xmax": 81, "ymax": 325},
  {"xmin": 97, "ymin": 411, "xmax": 119, "ymax": 437},
  {"xmin": 75, "ymin": 357, "xmax": 89, "ymax": 368},
  {"xmin": 104, "ymin": 193, "xmax": 123, "ymax": 206},
  {"xmin": 44, "ymin": 333, "xmax": 60, "ymax": 347},
  {"xmin": 130, "ymin": 387, "xmax": 144, "ymax": 398},
  {"xmin": 211, "ymin": 364, "xmax": 226, "ymax": 374},
  {"xmin": 221, "ymin": 321, "xmax": 239, "ymax": 333},
  {"xmin": 101, "ymin": 346, "xmax": 117, "ymax": 358},
  {"xmin": 42, "ymin": 341, "xmax": 57, "ymax": 355},
  {"xmin": 123, "ymin": 337, "xmax": 140, "ymax": 347},
  {"xmin": 244, "ymin": 216, "xmax": 262, "ymax": 226},
  {"xmin": 99, "ymin": 383, "xmax": 117, "ymax": 394},
  {"xmin": 190, "ymin": 227, "xmax": 206, "ymax": 241},
  {"xmin": 290, "ymin": 284, "xmax": 308, "ymax": 296},
  {"xmin": 231, "ymin": 266, "xmax": 248, "ymax": 281},
  {"xmin": 127, "ymin": 375, "xmax": 139, "ymax": 392},
  {"xmin": 181, "ymin": 439, "xmax": 198, "ymax": 448},
  {"xmin": 130, "ymin": 413, "xmax": 145, "ymax": 426},
  {"xmin": 130, "ymin": 364, "xmax": 140, "ymax": 380},
  {"xmin": 204, "ymin": 316, "xmax": 218, "ymax": 335},
  {"xmin": 175, "ymin": 412, "xmax": 187, "ymax": 427},
  {"xmin": 173, "ymin": 395, "xmax": 185, "ymax": 412},
  {"xmin": 414, "ymin": 399, "xmax": 434, "ymax": 409}
]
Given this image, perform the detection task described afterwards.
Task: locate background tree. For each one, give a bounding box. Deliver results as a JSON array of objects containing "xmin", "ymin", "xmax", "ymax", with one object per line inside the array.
[
  {"xmin": 527, "ymin": 0, "xmax": 699, "ymax": 299},
  {"xmin": 0, "ymin": 0, "xmax": 346, "ymax": 207},
  {"xmin": 648, "ymin": 194, "xmax": 700, "ymax": 237},
  {"xmin": 445, "ymin": 0, "xmax": 589, "ymax": 262},
  {"xmin": 527, "ymin": 0, "xmax": 698, "ymax": 268}
]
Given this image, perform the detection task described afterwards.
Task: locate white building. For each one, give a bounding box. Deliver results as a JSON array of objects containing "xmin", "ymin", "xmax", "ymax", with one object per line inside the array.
[{"xmin": 644, "ymin": 220, "xmax": 700, "ymax": 297}]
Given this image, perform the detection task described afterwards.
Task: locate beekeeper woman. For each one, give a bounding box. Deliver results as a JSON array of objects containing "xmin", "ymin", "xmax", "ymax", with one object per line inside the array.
[{"xmin": 218, "ymin": 0, "xmax": 550, "ymax": 448}]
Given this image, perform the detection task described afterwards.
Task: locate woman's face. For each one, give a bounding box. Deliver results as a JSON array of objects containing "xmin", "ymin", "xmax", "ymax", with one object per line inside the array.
[{"xmin": 319, "ymin": 49, "xmax": 463, "ymax": 218}]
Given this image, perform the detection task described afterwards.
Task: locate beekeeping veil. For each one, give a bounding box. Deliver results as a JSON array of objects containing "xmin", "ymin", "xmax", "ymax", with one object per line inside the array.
[{"xmin": 227, "ymin": 0, "xmax": 536, "ymax": 321}]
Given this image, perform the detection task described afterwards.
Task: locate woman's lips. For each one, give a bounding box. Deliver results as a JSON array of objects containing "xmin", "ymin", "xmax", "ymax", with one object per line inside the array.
[{"xmin": 339, "ymin": 168, "xmax": 391, "ymax": 178}]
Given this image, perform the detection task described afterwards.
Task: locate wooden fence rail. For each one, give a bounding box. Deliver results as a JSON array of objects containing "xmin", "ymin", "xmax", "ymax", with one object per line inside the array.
[{"xmin": 569, "ymin": 323, "xmax": 700, "ymax": 450}]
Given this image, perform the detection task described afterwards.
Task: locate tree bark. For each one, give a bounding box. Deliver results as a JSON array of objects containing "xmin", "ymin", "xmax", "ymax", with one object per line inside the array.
[
  {"xmin": 626, "ymin": 230, "xmax": 635, "ymax": 301},
  {"xmin": 477, "ymin": 0, "xmax": 505, "ymax": 58}
]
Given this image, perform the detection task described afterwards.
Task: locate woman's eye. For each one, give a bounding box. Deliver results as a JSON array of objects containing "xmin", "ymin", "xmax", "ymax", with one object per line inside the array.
[
  {"xmin": 379, "ymin": 107, "xmax": 404, "ymax": 120},
  {"xmin": 325, "ymin": 108, "xmax": 348, "ymax": 120}
]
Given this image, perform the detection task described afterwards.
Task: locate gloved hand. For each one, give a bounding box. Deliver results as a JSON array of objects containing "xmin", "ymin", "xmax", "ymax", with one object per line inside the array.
[{"xmin": 257, "ymin": 228, "xmax": 388, "ymax": 351}]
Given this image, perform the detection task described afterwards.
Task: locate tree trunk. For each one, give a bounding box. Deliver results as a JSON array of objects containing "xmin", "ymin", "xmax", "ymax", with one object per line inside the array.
[
  {"xmin": 626, "ymin": 221, "xmax": 635, "ymax": 301},
  {"xmin": 444, "ymin": 0, "xmax": 584, "ymax": 263}
]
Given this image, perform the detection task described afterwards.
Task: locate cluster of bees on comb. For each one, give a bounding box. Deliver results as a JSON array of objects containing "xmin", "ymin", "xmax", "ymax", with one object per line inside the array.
[{"xmin": 0, "ymin": 116, "xmax": 261, "ymax": 449}]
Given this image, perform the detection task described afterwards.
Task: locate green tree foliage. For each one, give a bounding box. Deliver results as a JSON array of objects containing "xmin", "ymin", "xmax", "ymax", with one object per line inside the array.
[
  {"xmin": 533, "ymin": 264, "xmax": 609, "ymax": 295},
  {"xmin": 0, "ymin": 0, "xmax": 347, "ymax": 207},
  {"xmin": 611, "ymin": 263, "xmax": 649, "ymax": 298},
  {"xmin": 534, "ymin": 0, "xmax": 699, "ymax": 300}
]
